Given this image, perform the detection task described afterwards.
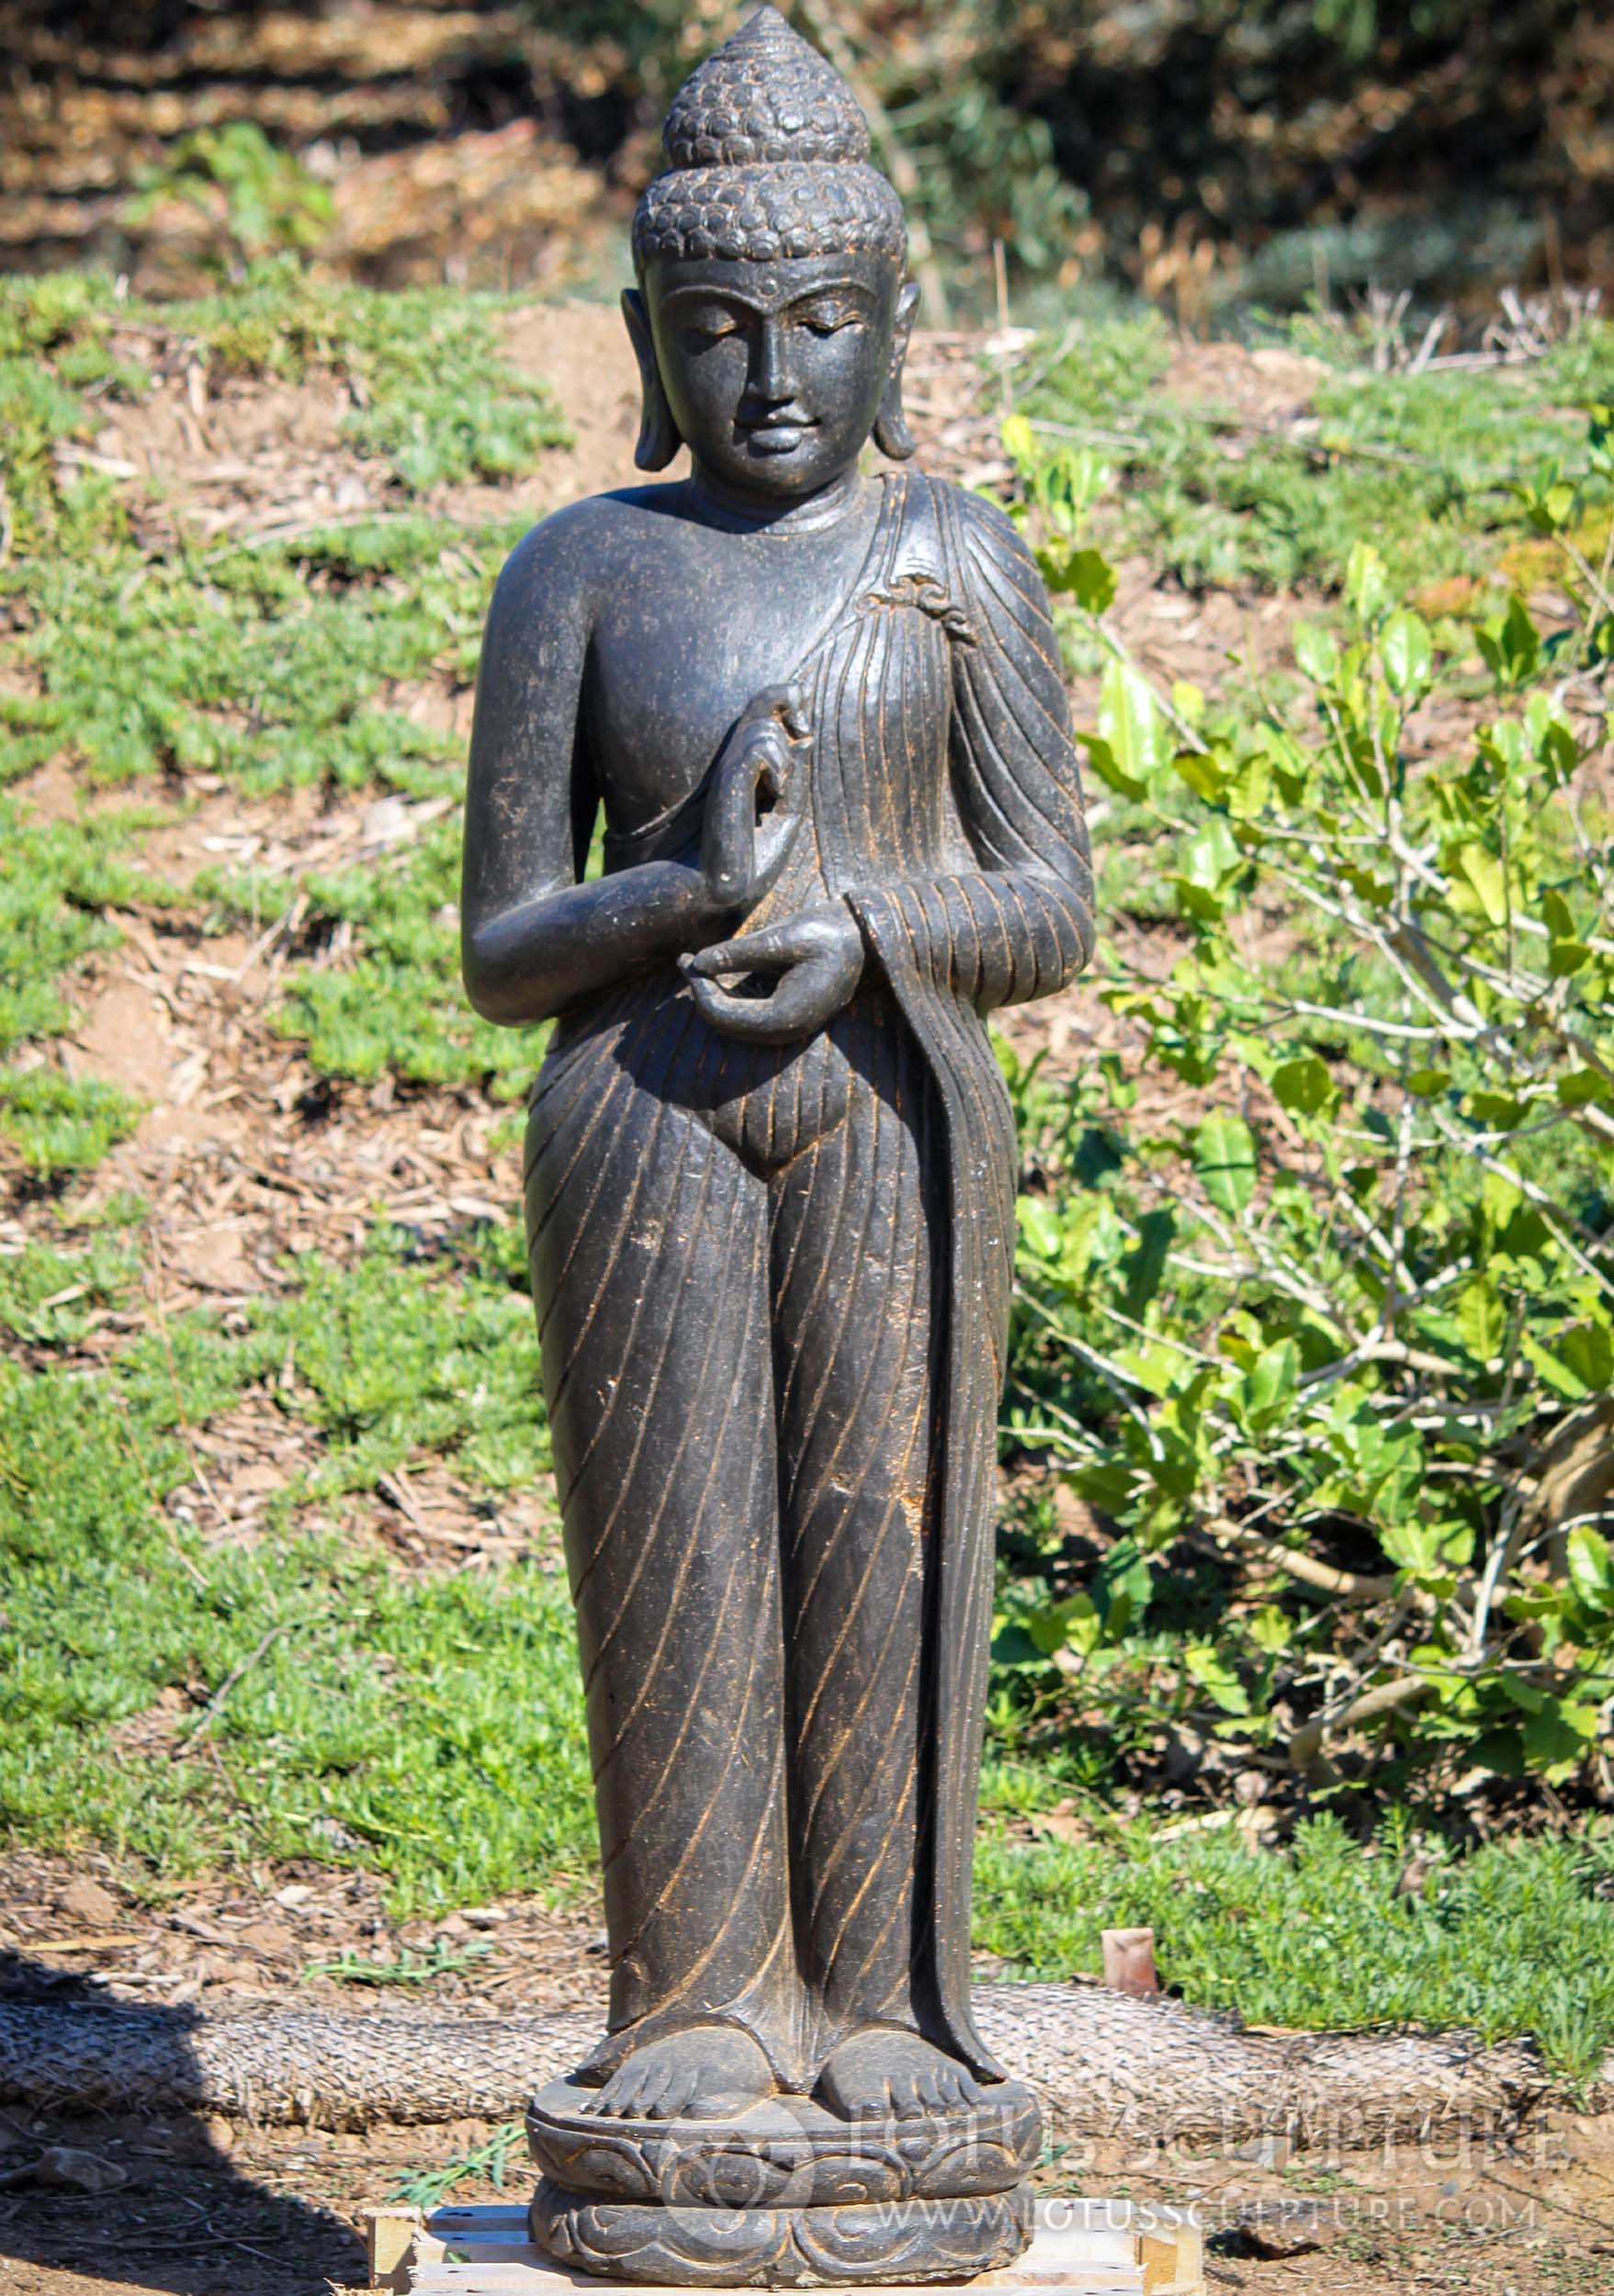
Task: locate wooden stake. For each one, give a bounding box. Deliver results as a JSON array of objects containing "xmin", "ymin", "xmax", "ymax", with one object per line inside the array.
[{"xmin": 1101, "ymin": 1926, "xmax": 1160, "ymax": 1998}]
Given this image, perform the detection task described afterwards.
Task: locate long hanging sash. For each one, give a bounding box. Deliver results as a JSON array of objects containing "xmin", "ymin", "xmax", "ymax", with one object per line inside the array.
[{"xmin": 841, "ymin": 471, "xmax": 1017, "ymax": 2079}]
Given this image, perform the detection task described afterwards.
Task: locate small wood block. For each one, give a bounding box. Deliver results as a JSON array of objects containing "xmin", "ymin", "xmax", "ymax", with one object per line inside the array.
[
  {"xmin": 365, "ymin": 2206, "xmax": 428, "ymax": 2290},
  {"xmin": 365, "ymin": 2200, "xmax": 1204, "ymax": 2296}
]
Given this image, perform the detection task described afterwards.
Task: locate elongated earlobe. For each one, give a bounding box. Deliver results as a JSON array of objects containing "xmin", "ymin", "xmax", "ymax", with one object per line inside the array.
[
  {"xmin": 874, "ymin": 278, "xmax": 921, "ymax": 461},
  {"xmin": 622, "ymin": 287, "xmax": 683, "ymax": 472}
]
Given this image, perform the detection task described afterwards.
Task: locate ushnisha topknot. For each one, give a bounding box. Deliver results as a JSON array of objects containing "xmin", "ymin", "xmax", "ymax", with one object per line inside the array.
[{"xmin": 633, "ymin": 7, "xmax": 906, "ymax": 267}]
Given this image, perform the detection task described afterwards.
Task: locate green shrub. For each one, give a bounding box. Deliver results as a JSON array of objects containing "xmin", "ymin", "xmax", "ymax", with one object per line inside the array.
[
  {"xmin": 997, "ymin": 399, "xmax": 1614, "ymax": 1798},
  {"xmin": 124, "ymin": 123, "xmax": 335, "ymax": 268}
]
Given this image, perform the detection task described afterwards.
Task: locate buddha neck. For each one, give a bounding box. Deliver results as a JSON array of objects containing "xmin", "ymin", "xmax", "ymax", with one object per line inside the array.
[{"xmin": 686, "ymin": 462, "xmax": 873, "ymax": 538}]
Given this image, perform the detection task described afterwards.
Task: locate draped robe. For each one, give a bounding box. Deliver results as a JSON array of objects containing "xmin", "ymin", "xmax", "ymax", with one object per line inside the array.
[{"xmin": 525, "ymin": 470, "xmax": 1093, "ymax": 2088}]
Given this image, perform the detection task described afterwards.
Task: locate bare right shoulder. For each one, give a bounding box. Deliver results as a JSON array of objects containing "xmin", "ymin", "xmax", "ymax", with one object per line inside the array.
[{"xmin": 488, "ymin": 482, "xmax": 690, "ymax": 636}]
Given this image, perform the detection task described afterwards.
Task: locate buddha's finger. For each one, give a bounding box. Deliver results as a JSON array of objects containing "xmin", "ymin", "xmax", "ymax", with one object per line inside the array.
[
  {"xmin": 683, "ymin": 927, "xmax": 798, "ymax": 978},
  {"xmin": 740, "ymin": 679, "xmax": 809, "ymax": 741},
  {"xmin": 701, "ymin": 760, "xmax": 762, "ymax": 905},
  {"xmin": 686, "ymin": 952, "xmax": 849, "ymax": 1043}
]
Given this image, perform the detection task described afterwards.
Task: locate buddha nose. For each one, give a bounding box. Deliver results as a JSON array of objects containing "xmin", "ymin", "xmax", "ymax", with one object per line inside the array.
[{"xmin": 750, "ymin": 316, "xmax": 798, "ymax": 406}]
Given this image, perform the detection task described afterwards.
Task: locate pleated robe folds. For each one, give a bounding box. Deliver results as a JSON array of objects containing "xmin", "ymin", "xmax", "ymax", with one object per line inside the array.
[
  {"xmin": 526, "ymin": 469, "xmax": 1094, "ymax": 2088},
  {"xmin": 833, "ymin": 474, "xmax": 1095, "ymax": 2073}
]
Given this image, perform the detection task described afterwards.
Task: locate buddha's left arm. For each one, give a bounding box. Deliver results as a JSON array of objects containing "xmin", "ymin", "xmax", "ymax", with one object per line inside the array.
[{"xmin": 846, "ymin": 486, "xmax": 1094, "ymax": 1013}]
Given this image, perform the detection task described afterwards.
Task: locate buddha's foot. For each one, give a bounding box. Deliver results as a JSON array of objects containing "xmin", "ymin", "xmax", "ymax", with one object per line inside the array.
[
  {"xmin": 581, "ymin": 2025, "xmax": 775, "ymax": 2122},
  {"xmin": 814, "ymin": 2027, "xmax": 985, "ymax": 2121}
]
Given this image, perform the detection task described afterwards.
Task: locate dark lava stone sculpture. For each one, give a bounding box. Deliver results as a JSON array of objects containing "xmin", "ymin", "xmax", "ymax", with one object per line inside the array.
[{"xmin": 460, "ymin": 10, "xmax": 1094, "ymax": 2281}]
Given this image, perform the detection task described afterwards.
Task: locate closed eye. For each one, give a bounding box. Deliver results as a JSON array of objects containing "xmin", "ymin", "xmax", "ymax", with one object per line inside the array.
[
  {"xmin": 796, "ymin": 303, "xmax": 864, "ymax": 336},
  {"xmin": 679, "ymin": 305, "xmax": 746, "ymax": 342}
]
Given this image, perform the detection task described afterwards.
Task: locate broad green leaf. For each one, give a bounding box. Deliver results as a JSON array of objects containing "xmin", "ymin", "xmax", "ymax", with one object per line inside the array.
[
  {"xmin": 1337, "ymin": 861, "xmax": 1394, "ymax": 907},
  {"xmin": 1555, "ymin": 1319, "xmax": 1614, "ymax": 1395},
  {"xmin": 1248, "ymin": 1604, "xmax": 1292, "ymax": 1654},
  {"xmin": 1000, "ymin": 411, "xmax": 1035, "ymax": 471},
  {"xmin": 1016, "ymin": 1192, "xmax": 1065, "ymax": 1259},
  {"xmin": 1454, "ymin": 1277, "xmax": 1505, "ymax": 1364},
  {"xmin": 1345, "ymin": 540, "xmax": 1390, "ymax": 625},
  {"xmin": 1481, "ymin": 1169, "xmax": 1522, "ymax": 1229},
  {"xmin": 1173, "ymin": 748, "xmax": 1231, "ymax": 804},
  {"xmin": 1271, "ymin": 1053, "xmax": 1334, "ymax": 1117},
  {"xmin": 1067, "ymin": 546, "xmax": 1118, "ymax": 613},
  {"xmin": 1078, "ymin": 732, "xmax": 1146, "ymax": 801},
  {"xmin": 1183, "ymin": 815, "xmax": 1242, "ymax": 889},
  {"xmin": 1556, "ymin": 1067, "xmax": 1613, "ymax": 1108},
  {"xmin": 1292, "ymin": 623, "xmax": 1339, "ymax": 685},
  {"xmin": 1381, "ymin": 611, "xmax": 1433, "ymax": 697},
  {"xmin": 1027, "ymin": 1590, "xmax": 1098, "ymax": 1657},
  {"xmin": 1526, "ymin": 692, "xmax": 1580, "ymax": 785},
  {"xmin": 1542, "ymin": 886, "xmax": 1579, "ymax": 941},
  {"xmin": 1263, "ymin": 726, "xmax": 1310, "ymax": 800},
  {"xmin": 1067, "ymin": 1460, "xmax": 1137, "ymax": 1512},
  {"xmin": 1406, "ymin": 1067, "xmax": 1450, "ymax": 1097},
  {"xmin": 1567, "ymin": 1525, "xmax": 1614, "ymax": 1615},
  {"xmin": 1241, "ymin": 1339, "xmax": 1298, "ymax": 1431},
  {"xmin": 1227, "ymin": 750, "xmax": 1271, "ymax": 821},
  {"xmin": 1193, "ymin": 1112, "xmax": 1258, "ymax": 1217},
  {"xmin": 1447, "ymin": 840, "xmax": 1509, "ymax": 928},
  {"xmin": 1473, "ymin": 1727, "xmax": 1527, "ymax": 1777},
  {"xmin": 1168, "ymin": 874, "xmax": 1225, "ymax": 922},
  {"xmin": 1097, "ymin": 658, "xmax": 1162, "ymax": 792},
  {"xmin": 1477, "ymin": 594, "xmax": 1541, "ymax": 690},
  {"xmin": 1168, "ymin": 821, "xmax": 1246, "ymax": 918},
  {"xmin": 1504, "ymin": 1584, "xmax": 1568, "ymax": 1623},
  {"xmin": 1380, "ymin": 1519, "xmax": 1451, "ymax": 1579},
  {"xmin": 1541, "ymin": 887, "xmax": 1592, "ymax": 974},
  {"xmin": 1522, "ymin": 1700, "xmax": 1599, "ymax": 1776},
  {"xmin": 1464, "ymin": 1088, "xmax": 1523, "ymax": 1129},
  {"xmin": 1114, "ymin": 1343, "xmax": 1179, "ymax": 1398},
  {"xmin": 1522, "ymin": 1330, "xmax": 1603, "ymax": 1401},
  {"xmin": 1185, "ymin": 1642, "xmax": 1250, "ymax": 1715},
  {"xmin": 1122, "ymin": 1207, "xmax": 1175, "ymax": 1320},
  {"xmin": 1036, "ymin": 541, "xmax": 1118, "ymax": 612}
]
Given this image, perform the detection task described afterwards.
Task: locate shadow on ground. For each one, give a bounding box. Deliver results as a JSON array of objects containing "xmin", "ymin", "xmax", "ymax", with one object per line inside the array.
[{"xmin": 0, "ymin": 1951, "xmax": 367, "ymax": 2296}]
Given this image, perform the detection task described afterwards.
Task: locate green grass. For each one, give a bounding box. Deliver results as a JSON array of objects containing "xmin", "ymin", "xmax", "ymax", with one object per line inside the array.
[
  {"xmin": 0, "ymin": 1227, "xmax": 580, "ymax": 1910},
  {"xmin": 166, "ymin": 259, "xmax": 572, "ymax": 490},
  {"xmin": 975, "ymin": 1810, "xmax": 1614, "ymax": 2081},
  {"xmin": 1, "ymin": 264, "xmax": 568, "ymax": 1176},
  {"xmin": 207, "ymin": 807, "xmax": 546, "ymax": 1097},
  {"xmin": 0, "ymin": 797, "xmax": 189, "ymax": 1169},
  {"xmin": 24, "ymin": 516, "xmax": 502, "ymax": 794}
]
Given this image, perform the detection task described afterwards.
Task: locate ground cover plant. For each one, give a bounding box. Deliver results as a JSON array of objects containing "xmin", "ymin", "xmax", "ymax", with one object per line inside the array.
[
  {"xmin": 1020, "ymin": 302, "xmax": 1614, "ymax": 595},
  {"xmin": 0, "ymin": 1223, "xmax": 581, "ymax": 1906},
  {"xmin": 1, "ymin": 267, "xmax": 1612, "ymax": 2096},
  {"xmin": 0, "ymin": 264, "xmax": 561, "ymax": 1159}
]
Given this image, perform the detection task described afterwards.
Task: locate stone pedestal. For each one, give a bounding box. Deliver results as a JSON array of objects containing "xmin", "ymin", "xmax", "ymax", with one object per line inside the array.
[{"xmin": 525, "ymin": 2076, "xmax": 1041, "ymax": 2287}]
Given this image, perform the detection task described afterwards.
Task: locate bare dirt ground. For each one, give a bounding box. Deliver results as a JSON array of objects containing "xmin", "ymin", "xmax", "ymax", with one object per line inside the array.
[{"xmin": 5, "ymin": 307, "xmax": 1612, "ymax": 2296}]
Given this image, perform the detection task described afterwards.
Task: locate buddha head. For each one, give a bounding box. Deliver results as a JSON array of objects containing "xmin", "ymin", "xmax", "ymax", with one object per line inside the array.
[{"xmin": 625, "ymin": 6, "xmax": 919, "ymax": 498}]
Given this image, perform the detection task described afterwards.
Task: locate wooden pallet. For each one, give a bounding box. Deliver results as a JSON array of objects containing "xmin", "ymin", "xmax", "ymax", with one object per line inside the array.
[{"xmin": 363, "ymin": 2200, "xmax": 1203, "ymax": 2296}]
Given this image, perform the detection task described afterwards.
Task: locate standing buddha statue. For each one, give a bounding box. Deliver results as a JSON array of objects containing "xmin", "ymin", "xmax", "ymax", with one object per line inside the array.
[{"xmin": 461, "ymin": 9, "xmax": 1095, "ymax": 2281}]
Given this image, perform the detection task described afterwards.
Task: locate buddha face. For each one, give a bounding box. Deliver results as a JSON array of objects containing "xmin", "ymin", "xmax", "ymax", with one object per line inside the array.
[{"xmin": 639, "ymin": 252, "xmax": 914, "ymax": 500}]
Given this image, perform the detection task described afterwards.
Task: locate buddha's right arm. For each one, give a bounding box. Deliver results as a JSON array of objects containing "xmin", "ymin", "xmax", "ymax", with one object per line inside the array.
[{"xmin": 459, "ymin": 519, "xmax": 718, "ymax": 1028}]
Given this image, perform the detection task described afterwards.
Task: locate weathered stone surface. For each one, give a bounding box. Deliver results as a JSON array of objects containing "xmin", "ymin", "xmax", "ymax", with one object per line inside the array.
[
  {"xmin": 525, "ymin": 2077, "xmax": 1041, "ymax": 2209},
  {"xmin": 460, "ymin": 7, "xmax": 1094, "ymax": 2278},
  {"xmin": 530, "ymin": 2181, "xmax": 1033, "ymax": 2288}
]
